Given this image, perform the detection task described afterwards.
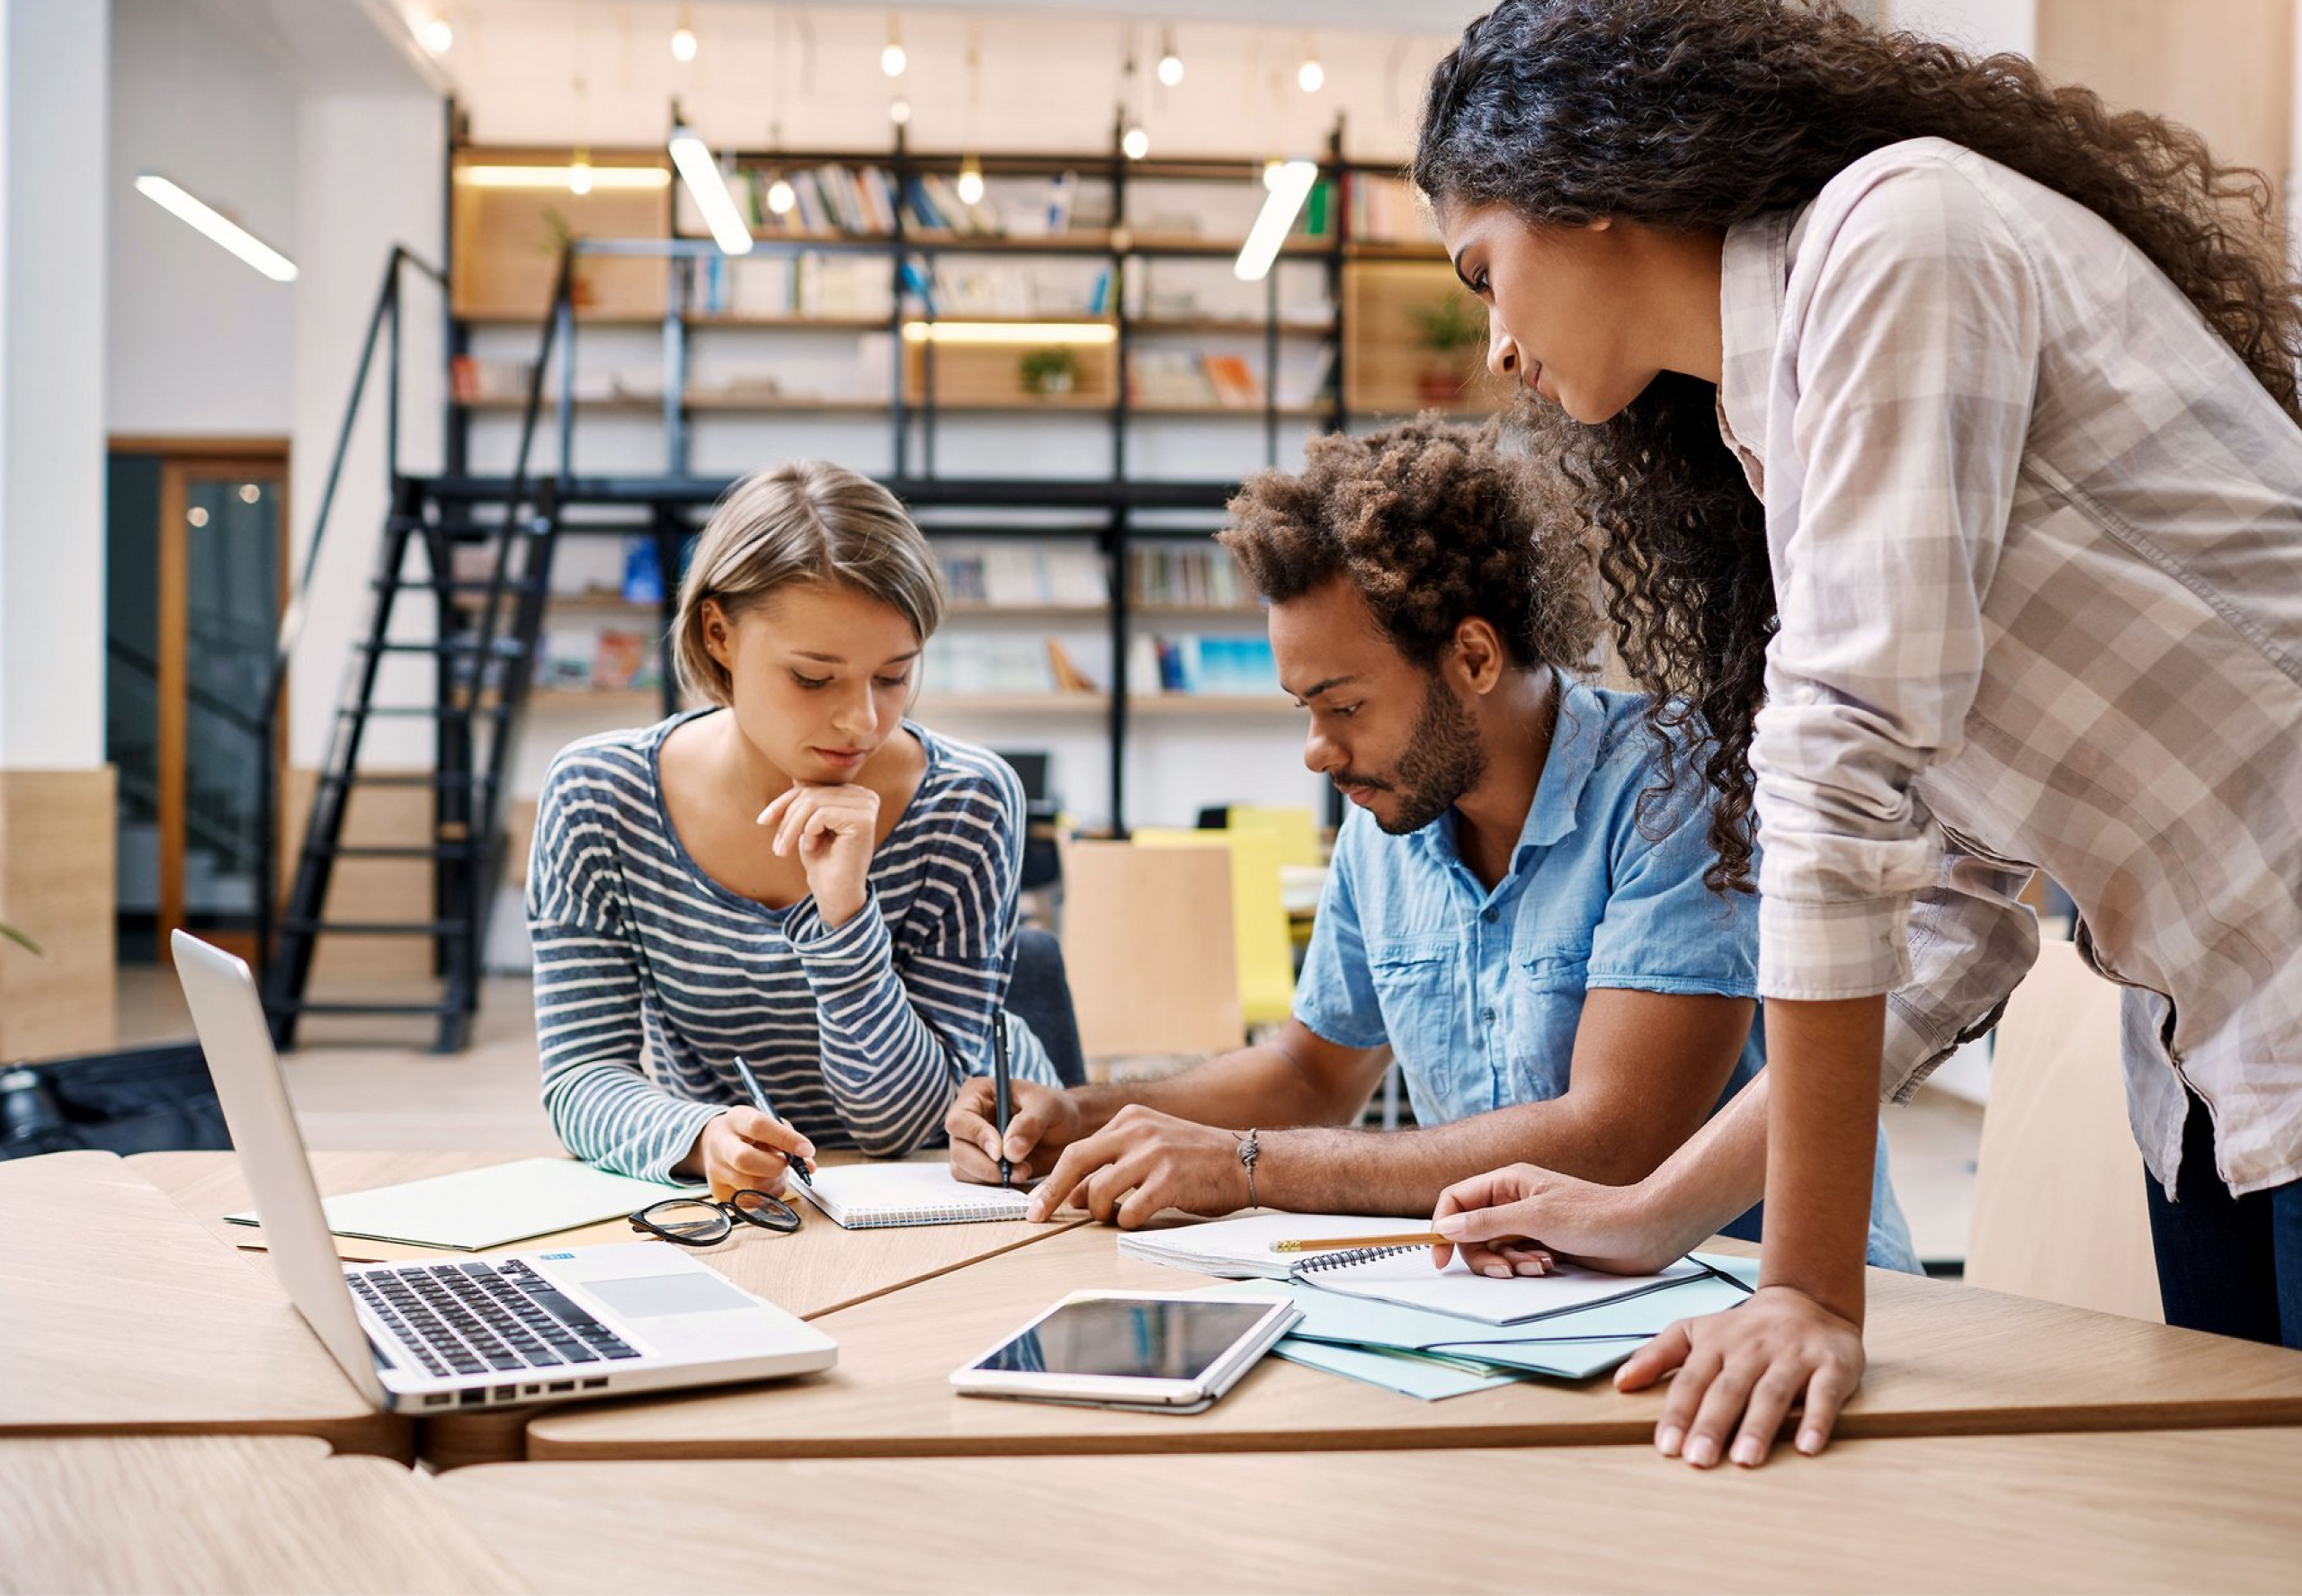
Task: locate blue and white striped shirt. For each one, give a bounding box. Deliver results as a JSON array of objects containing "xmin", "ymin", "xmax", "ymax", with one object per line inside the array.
[{"xmin": 526, "ymin": 710, "xmax": 1053, "ymax": 1181}]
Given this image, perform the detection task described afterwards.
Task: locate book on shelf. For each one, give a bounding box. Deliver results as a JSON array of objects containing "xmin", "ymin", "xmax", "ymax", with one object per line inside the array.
[
  {"xmin": 936, "ymin": 542, "xmax": 1105, "ymax": 608},
  {"xmin": 450, "ymin": 355, "xmax": 536, "ymax": 403},
  {"xmin": 1200, "ymin": 354, "xmax": 1261, "ymax": 408},
  {"xmin": 1144, "ymin": 634, "xmax": 1280, "ymax": 698},
  {"xmin": 1343, "ymin": 173, "xmax": 1442, "ymax": 245},
  {"xmin": 926, "ymin": 632, "xmax": 1102, "ymax": 697},
  {"xmin": 1129, "ymin": 546, "xmax": 1251, "ymax": 609},
  {"xmin": 590, "ymin": 629, "xmax": 659, "ymax": 693}
]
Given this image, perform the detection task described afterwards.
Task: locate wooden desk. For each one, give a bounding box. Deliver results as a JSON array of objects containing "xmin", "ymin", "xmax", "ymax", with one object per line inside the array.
[
  {"xmin": 436, "ymin": 1429, "xmax": 2302, "ymax": 1594},
  {"xmin": 528, "ymin": 1219, "xmax": 2302, "ymax": 1460},
  {"xmin": 131, "ymin": 1148, "xmax": 1084, "ymax": 1468},
  {"xmin": 0, "ymin": 1434, "xmax": 530, "ymax": 1594},
  {"xmin": 0, "ymin": 1152, "xmax": 408, "ymax": 1458}
]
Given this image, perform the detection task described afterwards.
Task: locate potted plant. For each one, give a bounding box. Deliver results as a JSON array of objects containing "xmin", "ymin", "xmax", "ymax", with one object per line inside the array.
[
  {"xmin": 1410, "ymin": 290, "xmax": 1486, "ymax": 404},
  {"xmin": 1019, "ymin": 345, "xmax": 1079, "ymax": 397}
]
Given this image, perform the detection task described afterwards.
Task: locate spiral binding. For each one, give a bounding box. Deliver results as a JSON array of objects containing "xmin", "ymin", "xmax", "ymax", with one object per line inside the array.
[{"xmin": 1288, "ymin": 1242, "xmax": 1423, "ymax": 1275}]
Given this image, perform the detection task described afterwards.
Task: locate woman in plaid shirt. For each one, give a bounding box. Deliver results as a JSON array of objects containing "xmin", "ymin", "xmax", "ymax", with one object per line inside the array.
[{"xmin": 1413, "ymin": 0, "xmax": 2302, "ymax": 1468}]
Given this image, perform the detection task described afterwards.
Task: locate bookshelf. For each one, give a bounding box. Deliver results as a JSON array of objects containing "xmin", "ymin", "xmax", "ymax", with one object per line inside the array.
[{"xmin": 445, "ymin": 125, "xmax": 1497, "ymax": 828}]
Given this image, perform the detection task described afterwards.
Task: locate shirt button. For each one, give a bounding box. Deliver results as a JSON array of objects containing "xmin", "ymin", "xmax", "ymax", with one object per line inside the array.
[
  {"xmin": 1480, "ymin": 1007, "xmax": 1496, "ymax": 1024},
  {"xmin": 1481, "ymin": 908, "xmax": 1497, "ymax": 923}
]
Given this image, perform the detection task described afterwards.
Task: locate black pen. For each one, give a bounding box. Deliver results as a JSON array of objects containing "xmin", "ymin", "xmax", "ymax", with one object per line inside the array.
[
  {"xmin": 992, "ymin": 1009, "xmax": 1013, "ymax": 1190},
  {"xmin": 732, "ymin": 1054, "xmax": 813, "ymax": 1188}
]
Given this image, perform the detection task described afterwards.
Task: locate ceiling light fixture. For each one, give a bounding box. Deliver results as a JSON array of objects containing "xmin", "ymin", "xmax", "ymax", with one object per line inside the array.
[
  {"xmin": 766, "ymin": 174, "xmax": 797, "ymax": 215},
  {"xmin": 888, "ymin": 97, "xmax": 912, "ymax": 127},
  {"xmin": 420, "ymin": 12, "xmax": 452, "ymax": 53},
  {"xmin": 1236, "ymin": 159, "xmax": 1316, "ymax": 282},
  {"xmin": 667, "ymin": 125, "xmax": 755, "ymax": 255},
  {"xmin": 671, "ymin": 9, "xmax": 698, "ymax": 63},
  {"xmin": 1297, "ymin": 38, "xmax": 1324, "ymax": 94},
  {"xmin": 568, "ymin": 151, "xmax": 593, "ymax": 195},
  {"xmin": 134, "ymin": 174, "xmax": 299, "ymax": 281},
  {"xmin": 881, "ymin": 15, "xmax": 906, "ymax": 77},
  {"xmin": 1121, "ymin": 123, "xmax": 1148, "ymax": 161},
  {"xmin": 1156, "ymin": 29, "xmax": 1183, "ymax": 86},
  {"xmin": 956, "ymin": 159, "xmax": 986, "ymax": 206}
]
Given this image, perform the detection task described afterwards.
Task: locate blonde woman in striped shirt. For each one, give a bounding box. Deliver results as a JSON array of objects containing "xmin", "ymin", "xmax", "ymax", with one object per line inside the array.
[
  {"xmin": 1414, "ymin": 0, "xmax": 2302, "ymax": 1467},
  {"xmin": 526, "ymin": 462, "xmax": 1053, "ymax": 1198}
]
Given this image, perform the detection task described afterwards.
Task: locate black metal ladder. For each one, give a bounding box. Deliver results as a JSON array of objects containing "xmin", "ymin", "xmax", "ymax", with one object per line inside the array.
[{"xmin": 262, "ymin": 477, "xmax": 559, "ymax": 1052}]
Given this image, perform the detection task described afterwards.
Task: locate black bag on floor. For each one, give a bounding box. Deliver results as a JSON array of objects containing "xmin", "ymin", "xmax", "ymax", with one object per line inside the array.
[{"xmin": 0, "ymin": 1041, "xmax": 228, "ymax": 1161}]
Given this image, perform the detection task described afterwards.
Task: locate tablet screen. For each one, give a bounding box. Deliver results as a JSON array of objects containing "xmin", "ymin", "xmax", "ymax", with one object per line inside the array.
[{"xmin": 971, "ymin": 1297, "xmax": 1280, "ymax": 1382}]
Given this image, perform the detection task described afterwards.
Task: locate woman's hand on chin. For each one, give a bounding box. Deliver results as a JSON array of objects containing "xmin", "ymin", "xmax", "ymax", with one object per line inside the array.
[{"xmin": 758, "ymin": 781, "xmax": 879, "ymax": 928}]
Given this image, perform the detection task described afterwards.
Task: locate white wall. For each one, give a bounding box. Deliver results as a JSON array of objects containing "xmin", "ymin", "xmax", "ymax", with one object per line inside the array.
[
  {"xmin": 1885, "ymin": 0, "xmax": 2037, "ymax": 57},
  {"xmin": 0, "ymin": 0, "xmax": 108, "ymax": 770},
  {"xmin": 287, "ymin": 91, "xmax": 448, "ymax": 770},
  {"xmin": 106, "ymin": 0, "xmax": 299, "ymax": 437}
]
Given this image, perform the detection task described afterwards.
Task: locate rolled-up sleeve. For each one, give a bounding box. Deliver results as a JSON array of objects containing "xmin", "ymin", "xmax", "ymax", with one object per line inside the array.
[{"xmin": 1750, "ymin": 159, "xmax": 2039, "ymax": 1002}]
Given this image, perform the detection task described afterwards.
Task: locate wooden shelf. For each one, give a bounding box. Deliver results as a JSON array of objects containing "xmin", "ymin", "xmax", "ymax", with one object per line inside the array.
[
  {"xmin": 1131, "ymin": 604, "xmax": 1264, "ymax": 621},
  {"xmin": 945, "ymin": 602, "xmax": 1110, "ymax": 620},
  {"xmin": 684, "ymin": 314, "xmax": 897, "ymax": 332},
  {"xmin": 1131, "ymin": 402, "xmax": 1331, "ymax": 419},
  {"xmin": 1133, "ymin": 317, "xmax": 1336, "ymax": 338},
  {"xmin": 1129, "ymin": 694, "xmax": 1293, "ymax": 716},
  {"xmin": 1343, "ymin": 240, "xmax": 1450, "ymax": 262},
  {"xmin": 913, "ymin": 693, "xmax": 1112, "ymax": 717}
]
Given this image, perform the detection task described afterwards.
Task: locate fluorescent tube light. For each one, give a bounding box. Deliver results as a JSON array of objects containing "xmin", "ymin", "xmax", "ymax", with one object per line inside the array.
[
  {"xmin": 900, "ymin": 321, "xmax": 1117, "ymax": 345},
  {"xmin": 134, "ymin": 174, "xmax": 298, "ymax": 282},
  {"xmin": 458, "ymin": 165, "xmax": 671, "ymax": 190},
  {"xmin": 1235, "ymin": 160, "xmax": 1316, "ymax": 282},
  {"xmin": 668, "ymin": 127, "xmax": 754, "ymax": 255}
]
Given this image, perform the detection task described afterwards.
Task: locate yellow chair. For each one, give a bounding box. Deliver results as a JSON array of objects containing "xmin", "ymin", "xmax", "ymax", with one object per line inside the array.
[
  {"xmin": 1131, "ymin": 826, "xmax": 1297, "ymax": 1030},
  {"xmin": 1221, "ymin": 805, "xmax": 1325, "ymax": 869}
]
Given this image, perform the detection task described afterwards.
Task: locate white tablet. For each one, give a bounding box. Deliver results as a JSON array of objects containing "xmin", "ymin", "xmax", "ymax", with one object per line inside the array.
[{"xmin": 950, "ymin": 1290, "xmax": 1300, "ymax": 1413}]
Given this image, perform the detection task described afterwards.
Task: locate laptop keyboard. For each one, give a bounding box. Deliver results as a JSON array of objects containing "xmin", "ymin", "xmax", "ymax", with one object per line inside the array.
[{"xmin": 350, "ymin": 1258, "xmax": 641, "ymax": 1378}]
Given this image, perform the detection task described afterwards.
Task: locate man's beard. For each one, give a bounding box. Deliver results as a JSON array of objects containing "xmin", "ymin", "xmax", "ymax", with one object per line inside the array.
[{"xmin": 1338, "ymin": 675, "xmax": 1487, "ymax": 836}]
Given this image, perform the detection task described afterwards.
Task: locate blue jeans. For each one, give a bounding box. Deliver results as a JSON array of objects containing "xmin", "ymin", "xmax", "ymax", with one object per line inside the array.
[{"xmin": 2146, "ymin": 1093, "xmax": 2302, "ymax": 1349}]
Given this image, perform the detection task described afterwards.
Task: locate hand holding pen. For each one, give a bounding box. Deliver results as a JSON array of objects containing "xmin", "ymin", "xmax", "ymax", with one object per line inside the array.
[{"xmin": 692, "ymin": 1055, "xmax": 815, "ymax": 1202}]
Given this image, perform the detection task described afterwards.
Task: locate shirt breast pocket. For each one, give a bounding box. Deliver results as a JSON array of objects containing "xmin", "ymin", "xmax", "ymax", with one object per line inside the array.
[
  {"xmin": 1365, "ymin": 938, "xmax": 1459, "ymax": 1092},
  {"xmin": 1509, "ymin": 932, "xmax": 1594, "ymax": 1105}
]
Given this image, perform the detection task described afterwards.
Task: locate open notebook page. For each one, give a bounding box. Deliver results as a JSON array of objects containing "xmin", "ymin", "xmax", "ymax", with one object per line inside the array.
[{"xmin": 794, "ymin": 1162, "xmax": 1034, "ymax": 1228}]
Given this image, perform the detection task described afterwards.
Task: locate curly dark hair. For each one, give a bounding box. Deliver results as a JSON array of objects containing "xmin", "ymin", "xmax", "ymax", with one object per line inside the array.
[
  {"xmin": 1413, "ymin": 0, "xmax": 2302, "ymax": 893},
  {"xmin": 1218, "ymin": 414, "xmax": 1599, "ymax": 675}
]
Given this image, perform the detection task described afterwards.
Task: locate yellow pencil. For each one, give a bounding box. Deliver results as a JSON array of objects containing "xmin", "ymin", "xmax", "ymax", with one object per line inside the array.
[{"xmin": 1270, "ymin": 1231, "xmax": 1447, "ymax": 1253}]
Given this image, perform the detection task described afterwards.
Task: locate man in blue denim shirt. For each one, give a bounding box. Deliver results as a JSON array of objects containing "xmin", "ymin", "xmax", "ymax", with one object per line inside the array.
[{"xmin": 948, "ymin": 419, "xmax": 1915, "ymax": 1271}]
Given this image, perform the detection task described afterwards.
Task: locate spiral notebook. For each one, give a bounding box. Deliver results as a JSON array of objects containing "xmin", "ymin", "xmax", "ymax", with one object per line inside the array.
[
  {"xmin": 1285, "ymin": 1243, "xmax": 1705, "ymax": 1326},
  {"xmin": 794, "ymin": 1162, "xmax": 1034, "ymax": 1229}
]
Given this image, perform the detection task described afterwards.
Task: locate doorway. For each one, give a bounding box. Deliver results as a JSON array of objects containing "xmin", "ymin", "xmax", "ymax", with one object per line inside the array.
[{"xmin": 106, "ymin": 440, "xmax": 289, "ymax": 966}]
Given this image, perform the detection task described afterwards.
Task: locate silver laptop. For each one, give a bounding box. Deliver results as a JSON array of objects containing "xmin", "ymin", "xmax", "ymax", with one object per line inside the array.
[{"xmin": 172, "ymin": 930, "xmax": 837, "ymax": 1414}]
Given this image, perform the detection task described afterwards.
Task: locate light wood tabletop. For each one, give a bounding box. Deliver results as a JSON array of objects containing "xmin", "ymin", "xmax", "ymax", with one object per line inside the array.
[
  {"xmin": 0, "ymin": 1434, "xmax": 531, "ymax": 1595},
  {"xmin": 434, "ymin": 1428, "xmax": 2302, "ymax": 1594},
  {"xmin": 0, "ymin": 1152, "xmax": 408, "ymax": 1458},
  {"xmin": 129, "ymin": 1148, "xmax": 1084, "ymax": 1468},
  {"xmin": 526, "ymin": 1218, "xmax": 2302, "ymax": 1460}
]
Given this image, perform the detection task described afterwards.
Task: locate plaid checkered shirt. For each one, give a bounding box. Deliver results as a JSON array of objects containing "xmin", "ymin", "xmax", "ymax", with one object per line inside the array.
[{"xmin": 1716, "ymin": 138, "xmax": 2302, "ymax": 1197}]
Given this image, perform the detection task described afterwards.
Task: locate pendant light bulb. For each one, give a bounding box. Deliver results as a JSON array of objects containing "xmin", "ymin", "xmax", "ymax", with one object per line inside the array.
[
  {"xmin": 1263, "ymin": 158, "xmax": 1285, "ymax": 191},
  {"xmin": 420, "ymin": 13, "xmax": 452, "ymax": 53},
  {"xmin": 1121, "ymin": 124, "xmax": 1149, "ymax": 161},
  {"xmin": 889, "ymin": 97, "xmax": 913, "ymax": 127},
  {"xmin": 672, "ymin": 26, "xmax": 698, "ymax": 63},
  {"xmin": 881, "ymin": 16, "xmax": 906, "ymax": 78},
  {"xmin": 1156, "ymin": 29, "xmax": 1183, "ymax": 86},
  {"xmin": 568, "ymin": 153, "xmax": 593, "ymax": 195},
  {"xmin": 956, "ymin": 163, "xmax": 986, "ymax": 206},
  {"xmin": 766, "ymin": 175, "xmax": 796, "ymax": 215},
  {"xmin": 1297, "ymin": 57, "xmax": 1325, "ymax": 94}
]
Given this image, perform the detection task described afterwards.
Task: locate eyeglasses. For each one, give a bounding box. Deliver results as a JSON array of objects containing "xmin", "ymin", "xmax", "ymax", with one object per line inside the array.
[{"xmin": 628, "ymin": 1189, "xmax": 802, "ymax": 1247}]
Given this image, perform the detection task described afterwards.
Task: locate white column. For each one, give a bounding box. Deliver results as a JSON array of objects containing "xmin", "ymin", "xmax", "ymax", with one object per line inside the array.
[{"xmin": 0, "ymin": 0, "xmax": 108, "ymax": 769}]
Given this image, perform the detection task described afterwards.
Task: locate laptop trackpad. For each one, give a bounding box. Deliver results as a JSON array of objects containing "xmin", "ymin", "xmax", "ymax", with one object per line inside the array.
[{"xmin": 584, "ymin": 1271, "xmax": 757, "ymax": 1318}]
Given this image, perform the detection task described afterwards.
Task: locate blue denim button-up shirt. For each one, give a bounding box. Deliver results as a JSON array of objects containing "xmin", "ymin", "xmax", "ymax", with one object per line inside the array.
[{"xmin": 1294, "ymin": 680, "xmax": 1918, "ymax": 1271}]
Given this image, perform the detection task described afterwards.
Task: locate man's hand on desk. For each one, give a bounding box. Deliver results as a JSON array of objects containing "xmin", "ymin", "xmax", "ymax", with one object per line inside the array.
[
  {"xmin": 946, "ymin": 1076, "xmax": 1083, "ymax": 1187},
  {"xmin": 1023, "ymin": 1105, "xmax": 1247, "ymax": 1226}
]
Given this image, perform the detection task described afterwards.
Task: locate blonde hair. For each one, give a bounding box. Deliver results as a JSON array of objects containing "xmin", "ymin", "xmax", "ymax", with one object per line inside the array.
[{"xmin": 673, "ymin": 461, "xmax": 945, "ymax": 706}]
